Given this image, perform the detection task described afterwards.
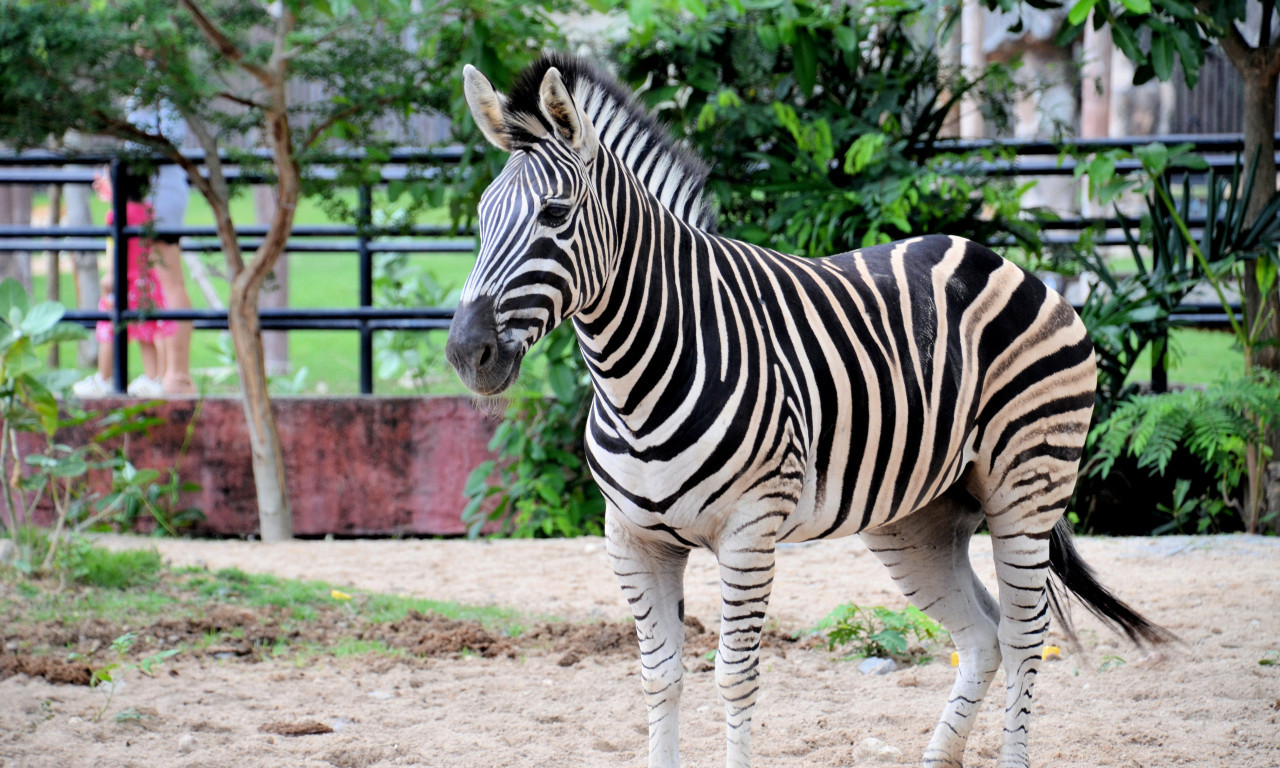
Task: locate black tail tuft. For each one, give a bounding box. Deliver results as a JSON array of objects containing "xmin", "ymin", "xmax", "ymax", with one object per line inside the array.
[{"xmin": 1047, "ymin": 517, "xmax": 1177, "ymax": 647}]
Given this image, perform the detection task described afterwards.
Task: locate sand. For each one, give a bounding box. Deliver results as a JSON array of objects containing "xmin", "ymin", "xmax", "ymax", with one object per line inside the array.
[{"xmin": 2, "ymin": 533, "xmax": 1278, "ymax": 767}]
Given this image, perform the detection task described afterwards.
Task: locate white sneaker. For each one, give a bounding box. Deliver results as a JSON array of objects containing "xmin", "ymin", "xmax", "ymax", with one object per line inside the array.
[
  {"xmin": 72, "ymin": 373, "xmax": 112, "ymax": 398},
  {"xmin": 127, "ymin": 375, "xmax": 165, "ymax": 398}
]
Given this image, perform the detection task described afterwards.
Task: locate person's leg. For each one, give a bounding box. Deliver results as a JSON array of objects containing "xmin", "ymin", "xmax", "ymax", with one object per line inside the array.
[
  {"xmin": 97, "ymin": 329, "xmax": 112, "ymax": 380},
  {"xmin": 148, "ymin": 162, "xmax": 195, "ymax": 395},
  {"xmin": 152, "ymin": 243, "xmax": 194, "ymax": 394},
  {"xmin": 138, "ymin": 340, "xmax": 160, "ymax": 381}
]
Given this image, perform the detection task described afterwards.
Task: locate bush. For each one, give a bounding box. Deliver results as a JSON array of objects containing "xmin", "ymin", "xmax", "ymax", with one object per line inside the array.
[
  {"xmin": 1085, "ymin": 371, "xmax": 1280, "ymax": 533},
  {"xmin": 614, "ymin": 0, "xmax": 1044, "ymax": 257},
  {"xmin": 461, "ymin": 325, "xmax": 604, "ymax": 538},
  {"xmin": 812, "ymin": 602, "xmax": 949, "ymax": 664}
]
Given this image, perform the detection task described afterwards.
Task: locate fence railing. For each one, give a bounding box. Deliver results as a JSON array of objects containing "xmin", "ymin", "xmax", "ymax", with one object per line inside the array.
[{"xmin": 0, "ymin": 135, "xmax": 1267, "ymax": 394}]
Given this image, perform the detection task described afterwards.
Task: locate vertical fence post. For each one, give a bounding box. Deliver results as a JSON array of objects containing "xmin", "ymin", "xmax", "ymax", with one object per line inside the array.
[
  {"xmin": 357, "ymin": 183, "xmax": 373, "ymax": 395},
  {"xmin": 1151, "ymin": 330, "xmax": 1169, "ymax": 393},
  {"xmin": 109, "ymin": 158, "xmax": 129, "ymax": 394}
]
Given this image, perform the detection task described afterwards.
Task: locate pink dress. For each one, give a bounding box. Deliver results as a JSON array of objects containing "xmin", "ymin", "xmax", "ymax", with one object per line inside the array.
[{"xmin": 97, "ymin": 201, "xmax": 175, "ymax": 344}]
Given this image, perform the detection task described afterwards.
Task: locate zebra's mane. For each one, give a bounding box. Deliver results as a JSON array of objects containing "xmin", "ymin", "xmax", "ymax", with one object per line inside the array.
[{"xmin": 504, "ymin": 53, "xmax": 716, "ymax": 232}]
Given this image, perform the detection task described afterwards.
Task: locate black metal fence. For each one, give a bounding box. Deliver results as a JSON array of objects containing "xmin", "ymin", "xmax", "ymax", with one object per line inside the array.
[{"xmin": 0, "ymin": 135, "xmax": 1264, "ymax": 394}]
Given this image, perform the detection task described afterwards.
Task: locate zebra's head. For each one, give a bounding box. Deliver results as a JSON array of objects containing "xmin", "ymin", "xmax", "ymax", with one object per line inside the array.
[{"xmin": 445, "ymin": 62, "xmax": 606, "ymax": 396}]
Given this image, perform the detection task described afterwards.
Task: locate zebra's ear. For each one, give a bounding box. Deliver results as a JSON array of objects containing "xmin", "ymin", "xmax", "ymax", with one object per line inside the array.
[
  {"xmin": 538, "ymin": 67, "xmax": 598, "ymax": 162},
  {"xmin": 463, "ymin": 64, "xmax": 512, "ymax": 152}
]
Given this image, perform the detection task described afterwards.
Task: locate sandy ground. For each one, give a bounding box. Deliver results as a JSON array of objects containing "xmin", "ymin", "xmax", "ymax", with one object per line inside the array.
[{"xmin": 2, "ymin": 533, "xmax": 1279, "ymax": 768}]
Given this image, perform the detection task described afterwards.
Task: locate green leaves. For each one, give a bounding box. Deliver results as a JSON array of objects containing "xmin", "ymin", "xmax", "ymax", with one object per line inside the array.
[
  {"xmin": 1087, "ymin": 371, "xmax": 1280, "ymax": 533},
  {"xmin": 629, "ymin": 0, "xmax": 654, "ymax": 27},
  {"xmin": 460, "ymin": 324, "xmax": 602, "ymax": 540},
  {"xmin": 1048, "ymin": 0, "xmax": 1230, "ymax": 90},
  {"xmin": 614, "ymin": 0, "xmax": 1041, "ymax": 260},
  {"xmin": 0, "ymin": 279, "xmax": 88, "ymax": 436},
  {"xmin": 1149, "ymin": 30, "xmax": 1174, "ymax": 81},
  {"xmin": 813, "ymin": 603, "xmax": 949, "ymax": 664},
  {"xmin": 1066, "ymin": 0, "xmax": 1098, "ymax": 26}
]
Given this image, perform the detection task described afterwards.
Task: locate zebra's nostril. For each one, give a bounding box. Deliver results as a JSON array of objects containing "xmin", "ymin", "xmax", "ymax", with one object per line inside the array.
[{"xmin": 477, "ymin": 342, "xmax": 494, "ymax": 369}]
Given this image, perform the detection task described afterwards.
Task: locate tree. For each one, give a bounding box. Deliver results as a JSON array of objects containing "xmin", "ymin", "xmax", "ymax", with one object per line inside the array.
[
  {"xmin": 0, "ymin": 0, "xmax": 561, "ymax": 540},
  {"xmin": 986, "ymin": 1, "xmax": 1280, "ymax": 368},
  {"xmin": 615, "ymin": 0, "xmax": 1041, "ymax": 259}
]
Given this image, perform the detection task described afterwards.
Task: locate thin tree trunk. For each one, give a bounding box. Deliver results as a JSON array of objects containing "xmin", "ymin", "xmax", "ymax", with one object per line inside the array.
[
  {"xmin": 253, "ymin": 185, "xmax": 290, "ymax": 376},
  {"xmin": 1239, "ymin": 55, "xmax": 1280, "ymax": 533},
  {"xmin": 1242, "ymin": 70, "xmax": 1280, "ymax": 371},
  {"xmin": 180, "ymin": 0, "xmax": 296, "ymax": 541},
  {"xmin": 0, "ymin": 185, "xmax": 34, "ymax": 292},
  {"xmin": 229, "ymin": 278, "xmax": 292, "ymax": 541}
]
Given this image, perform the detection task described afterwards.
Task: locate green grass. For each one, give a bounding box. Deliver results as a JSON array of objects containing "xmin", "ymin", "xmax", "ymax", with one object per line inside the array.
[
  {"xmin": 1124, "ymin": 327, "xmax": 1243, "ymax": 386},
  {"xmin": 14, "ymin": 581, "xmax": 180, "ymax": 625},
  {"xmin": 2, "ymin": 540, "xmax": 538, "ymax": 663},
  {"xmin": 171, "ymin": 563, "xmax": 527, "ymax": 630},
  {"xmin": 32, "ymin": 188, "xmax": 475, "ymax": 396}
]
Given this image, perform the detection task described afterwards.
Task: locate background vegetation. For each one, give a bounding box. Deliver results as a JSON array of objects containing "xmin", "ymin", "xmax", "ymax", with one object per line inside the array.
[{"xmin": 2, "ymin": 0, "xmax": 1275, "ymax": 540}]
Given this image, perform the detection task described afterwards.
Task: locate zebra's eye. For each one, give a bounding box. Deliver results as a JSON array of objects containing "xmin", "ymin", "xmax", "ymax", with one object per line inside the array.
[{"xmin": 539, "ymin": 200, "xmax": 572, "ymax": 227}]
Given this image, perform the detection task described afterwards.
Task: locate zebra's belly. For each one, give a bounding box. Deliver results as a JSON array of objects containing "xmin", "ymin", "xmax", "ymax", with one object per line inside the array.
[
  {"xmin": 586, "ymin": 392, "xmax": 979, "ymax": 549},
  {"xmin": 590, "ymin": 437, "xmax": 968, "ymax": 549}
]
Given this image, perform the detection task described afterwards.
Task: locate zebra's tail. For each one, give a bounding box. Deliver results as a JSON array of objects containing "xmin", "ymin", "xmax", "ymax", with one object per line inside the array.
[{"xmin": 1046, "ymin": 517, "xmax": 1177, "ymax": 647}]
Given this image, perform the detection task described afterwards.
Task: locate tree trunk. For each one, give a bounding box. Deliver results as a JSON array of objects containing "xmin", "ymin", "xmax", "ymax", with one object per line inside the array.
[
  {"xmin": 229, "ymin": 277, "xmax": 293, "ymax": 541},
  {"xmin": 201, "ymin": 171, "xmax": 293, "ymax": 542},
  {"xmin": 1241, "ymin": 61, "xmax": 1280, "ymax": 533},
  {"xmin": 178, "ymin": 0, "xmax": 300, "ymax": 541},
  {"xmin": 1242, "ymin": 69, "xmax": 1280, "ymax": 371},
  {"xmin": 253, "ymin": 185, "xmax": 290, "ymax": 376},
  {"xmin": 0, "ymin": 184, "xmax": 33, "ymax": 292}
]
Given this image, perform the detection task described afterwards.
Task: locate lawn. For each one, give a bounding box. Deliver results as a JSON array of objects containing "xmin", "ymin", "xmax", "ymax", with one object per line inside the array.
[
  {"xmin": 1125, "ymin": 327, "xmax": 1244, "ymax": 386},
  {"xmin": 33, "ymin": 188, "xmax": 477, "ymax": 396}
]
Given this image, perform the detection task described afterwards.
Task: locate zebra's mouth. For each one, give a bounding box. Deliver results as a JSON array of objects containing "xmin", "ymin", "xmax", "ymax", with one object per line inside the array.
[
  {"xmin": 463, "ymin": 346, "xmax": 524, "ymax": 396},
  {"xmin": 445, "ymin": 297, "xmax": 525, "ymax": 396}
]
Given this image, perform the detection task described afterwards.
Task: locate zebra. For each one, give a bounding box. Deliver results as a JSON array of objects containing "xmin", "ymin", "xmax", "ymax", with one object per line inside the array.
[{"xmin": 445, "ymin": 53, "xmax": 1171, "ymax": 768}]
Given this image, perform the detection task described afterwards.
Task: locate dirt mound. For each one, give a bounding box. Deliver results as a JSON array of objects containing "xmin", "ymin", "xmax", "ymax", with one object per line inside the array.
[
  {"xmin": 370, "ymin": 609, "xmax": 518, "ymax": 658},
  {"xmin": 258, "ymin": 720, "xmax": 334, "ymax": 736},
  {"xmin": 0, "ymin": 654, "xmax": 93, "ymax": 685}
]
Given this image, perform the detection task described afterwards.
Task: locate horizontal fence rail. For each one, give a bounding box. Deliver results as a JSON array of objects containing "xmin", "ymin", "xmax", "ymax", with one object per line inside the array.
[{"xmin": 0, "ymin": 136, "xmax": 1265, "ymax": 394}]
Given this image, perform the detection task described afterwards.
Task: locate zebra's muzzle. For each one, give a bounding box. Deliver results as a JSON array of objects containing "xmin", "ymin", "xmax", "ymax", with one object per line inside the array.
[{"xmin": 446, "ymin": 297, "xmax": 521, "ymax": 395}]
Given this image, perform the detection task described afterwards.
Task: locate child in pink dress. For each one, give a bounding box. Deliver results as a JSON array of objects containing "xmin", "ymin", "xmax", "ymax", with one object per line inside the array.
[{"xmin": 73, "ymin": 167, "xmax": 175, "ymax": 398}]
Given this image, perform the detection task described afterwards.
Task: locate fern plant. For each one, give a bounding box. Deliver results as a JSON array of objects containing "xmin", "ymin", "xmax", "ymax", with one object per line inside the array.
[{"xmin": 1088, "ymin": 371, "xmax": 1280, "ymax": 532}]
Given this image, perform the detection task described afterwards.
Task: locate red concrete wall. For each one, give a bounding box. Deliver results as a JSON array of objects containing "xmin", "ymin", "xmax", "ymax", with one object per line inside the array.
[{"xmin": 22, "ymin": 397, "xmax": 498, "ymax": 537}]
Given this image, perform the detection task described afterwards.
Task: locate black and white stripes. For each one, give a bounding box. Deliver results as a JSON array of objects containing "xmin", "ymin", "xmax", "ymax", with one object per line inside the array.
[{"xmin": 446, "ymin": 54, "xmax": 1169, "ymax": 768}]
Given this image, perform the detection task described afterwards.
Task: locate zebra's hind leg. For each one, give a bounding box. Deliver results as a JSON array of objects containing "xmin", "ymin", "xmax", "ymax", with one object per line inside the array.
[
  {"xmin": 983, "ymin": 515, "xmax": 1056, "ymax": 768},
  {"xmin": 606, "ymin": 510, "xmax": 690, "ymax": 768},
  {"xmin": 861, "ymin": 487, "xmax": 1001, "ymax": 768}
]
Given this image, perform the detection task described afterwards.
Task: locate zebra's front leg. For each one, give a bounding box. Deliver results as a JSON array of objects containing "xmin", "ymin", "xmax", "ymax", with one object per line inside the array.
[
  {"xmin": 714, "ymin": 530, "xmax": 777, "ymax": 768},
  {"xmin": 607, "ymin": 511, "xmax": 690, "ymax": 768}
]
